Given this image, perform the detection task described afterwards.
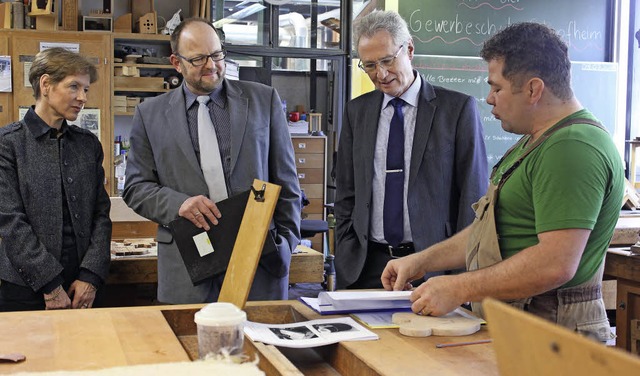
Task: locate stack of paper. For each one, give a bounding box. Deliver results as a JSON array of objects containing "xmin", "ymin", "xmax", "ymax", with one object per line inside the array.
[{"xmin": 300, "ymin": 290, "xmax": 412, "ymax": 314}]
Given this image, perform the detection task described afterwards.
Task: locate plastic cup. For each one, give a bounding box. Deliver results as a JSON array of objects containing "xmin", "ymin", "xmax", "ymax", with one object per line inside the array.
[{"xmin": 194, "ymin": 302, "xmax": 246, "ymax": 359}]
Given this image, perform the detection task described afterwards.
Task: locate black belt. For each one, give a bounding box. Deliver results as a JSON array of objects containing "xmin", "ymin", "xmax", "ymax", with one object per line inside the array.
[{"xmin": 368, "ymin": 241, "xmax": 415, "ymax": 258}]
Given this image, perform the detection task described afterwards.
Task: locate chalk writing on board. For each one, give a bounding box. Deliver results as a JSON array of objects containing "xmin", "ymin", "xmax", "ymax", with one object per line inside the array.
[
  {"xmin": 400, "ymin": 0, "xmax": 608, "ymax": 61},
  {"xmin": 413, "ymin": 55, "xmax": 618, "ymax": 168}
]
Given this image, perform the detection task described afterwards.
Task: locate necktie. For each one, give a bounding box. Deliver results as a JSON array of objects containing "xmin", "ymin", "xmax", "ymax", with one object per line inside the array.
[
  {"xmin": 197, "ymin": 95, "xmax": 228, "ymax": 202},
  {"xmin": 384, "ymin": 98, "xmax": 405, "ymax": 247}
]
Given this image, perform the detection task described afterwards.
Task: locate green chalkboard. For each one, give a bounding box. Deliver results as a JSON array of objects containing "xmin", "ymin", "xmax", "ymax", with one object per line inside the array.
[
  {"xmin": 400, "ymin": 0, "xmax": 612, "ymax": 61},
  {"xmin": 413, "ymin": 55, "xmax": 618, "ymax": 167}
]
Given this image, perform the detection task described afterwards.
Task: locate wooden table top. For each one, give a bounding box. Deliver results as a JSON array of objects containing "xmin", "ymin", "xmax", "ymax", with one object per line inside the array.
[{"xmin": 0, "ymin": 301, "xmax": 498, "ymax": 375}]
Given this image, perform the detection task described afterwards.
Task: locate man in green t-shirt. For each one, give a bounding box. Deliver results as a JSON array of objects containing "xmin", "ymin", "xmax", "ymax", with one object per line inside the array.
[{"xmin": 381, "ymin": 22, "xmax": 623, "ymax": 341}]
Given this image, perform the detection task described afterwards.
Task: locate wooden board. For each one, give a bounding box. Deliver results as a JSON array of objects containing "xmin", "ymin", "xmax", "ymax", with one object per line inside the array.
[
  {"xmin": 218, "ymin": 180, "xmax": 280, "ymax": 309},
  {"xmin": 484, "ymin": 298, "xmax": 640, "ymax": 376},
  {"xmin": 0, "ymin": 309, "xmax": 189, "ymax": 373},
  {"xmin": 392, "ymin": 311, "xmax": 482, "ymax": 337},
  {"xmin": 610, "ymin": 216, "xmax": 640, "ymax": 246}
]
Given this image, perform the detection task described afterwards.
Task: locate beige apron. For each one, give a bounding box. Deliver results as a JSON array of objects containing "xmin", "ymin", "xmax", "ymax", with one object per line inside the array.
[{"xmin": 465, "ymin": 118, "xmax": 614, "ymax": 341}]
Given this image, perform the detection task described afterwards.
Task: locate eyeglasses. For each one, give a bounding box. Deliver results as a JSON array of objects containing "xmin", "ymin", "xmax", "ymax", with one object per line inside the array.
[
  {"xmin": 175, "ymin": 49, "xmax": 226, "ymax": 67},
  {"xmin": 358, "ymin": 44, "xmax": 405, "ymax": 73}
]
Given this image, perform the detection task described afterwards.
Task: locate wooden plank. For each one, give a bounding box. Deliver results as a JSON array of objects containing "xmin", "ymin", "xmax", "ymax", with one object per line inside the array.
[
  {"xmin": 610, "ymin": 216, "xmax": 640, "ymax": 246},
  {"xmin": 0, "ymin": 310, "xmax": 189, "ymax": 373},
  {"xmin": 484, "ymin": 298, "xmax": 640, "ymax": 375},
  {"xmin": 111, "ymin": 221, "xmax": 157, "ymax": 240},
  {"xmin": 218, "ymin": 180, "xmax": 280, "ymax": 309},
  {"xmin": 114, "ymin": 76, "xmax": 164, "ymax": 90}
]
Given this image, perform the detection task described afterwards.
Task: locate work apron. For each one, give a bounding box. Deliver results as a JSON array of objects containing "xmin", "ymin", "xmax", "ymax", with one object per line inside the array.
[{"xmin": 465, "ymin": 118, "xmax": 614, "ymax": 342}]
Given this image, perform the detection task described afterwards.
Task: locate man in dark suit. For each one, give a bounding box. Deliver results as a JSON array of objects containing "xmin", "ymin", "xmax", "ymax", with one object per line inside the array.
[
  {"xmin": 123, "ymin": 18, "xmax": 301, "ymax": 304},
  {"xmin": 334, "ymin": 10, "xmax": 488, "ymax": 289}
]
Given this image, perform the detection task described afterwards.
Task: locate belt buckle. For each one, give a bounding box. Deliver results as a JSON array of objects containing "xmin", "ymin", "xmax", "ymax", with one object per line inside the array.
[{"xmin": 387, "ymin": 245, "xmax": 399, "ymax": 259}]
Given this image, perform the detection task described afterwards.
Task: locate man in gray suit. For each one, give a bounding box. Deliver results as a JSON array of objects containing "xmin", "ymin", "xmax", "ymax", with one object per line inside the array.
[
  {"xmin": 123, "ymin": 18, "xmax": 301, "ymax": 304},
  {"xmin": 334, "ymin": 10, "xmax": 488, "ymax": 289}
]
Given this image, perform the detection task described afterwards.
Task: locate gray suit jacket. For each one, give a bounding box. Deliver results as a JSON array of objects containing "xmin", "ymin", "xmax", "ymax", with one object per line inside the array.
[
  {"xmin": 123, "ymin": 80, "xmax": 301, "ymax": 304},
  {"xmin": 334, "ymin": 74, "xmax": 488, "ymax": 288}
]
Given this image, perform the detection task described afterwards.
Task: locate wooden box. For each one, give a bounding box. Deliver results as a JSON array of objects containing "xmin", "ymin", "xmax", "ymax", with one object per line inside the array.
[
  {"xmin": 83, "ymin": 16, "xmax": 113, "ymax": 32},
  {"xmin": 161, "ymin": 301, "xmax": 498, "ymax": 375}
]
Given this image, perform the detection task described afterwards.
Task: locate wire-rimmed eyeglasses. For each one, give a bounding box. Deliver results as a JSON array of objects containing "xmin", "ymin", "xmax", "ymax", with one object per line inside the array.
[
  {"xmin": 175, "ymin": 49, "xmax": 226, "ymax": 67},
  {"xmin": 358, "ymin": 44, "xmax": 405, "ymax": 73}
]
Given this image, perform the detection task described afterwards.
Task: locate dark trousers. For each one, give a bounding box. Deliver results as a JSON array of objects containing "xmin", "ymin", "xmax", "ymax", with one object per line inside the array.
[
  {"xmin": 0, "ymin": 280, "xmax": 45, "ymax": 312},
  {"xmin": 348, "ymin": 242, "xmax": 418, "ymax": 289}
]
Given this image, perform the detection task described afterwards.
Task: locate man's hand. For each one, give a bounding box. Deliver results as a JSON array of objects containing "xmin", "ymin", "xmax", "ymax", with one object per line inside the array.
[
  {"xmin": 409, "ymin": 275, "xmax": 465, "ymax": 316},
  {"xmin": 68, "ymin": 280, "xmax": 97, "ymax": 309},
  {"xmin": 43, "ymin": 285, "xmax": 71, "ymax": 310},
  {"xmin": 178, "ymin": 195, "xmax": 221, "ymax": 230},
  {"xmin": 381, "ymin": 253, "xmax": 425, "ymax": 291}
]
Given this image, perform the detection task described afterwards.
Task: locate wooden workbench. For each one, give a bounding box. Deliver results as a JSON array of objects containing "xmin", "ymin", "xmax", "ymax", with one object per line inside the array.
[
  {"xmin": 605, "ymin": 247, "xmax": 640, "ymax": 354},
  {"xmin": 0, "ymin": 301, "xmax": 498, "ymax": 375}
]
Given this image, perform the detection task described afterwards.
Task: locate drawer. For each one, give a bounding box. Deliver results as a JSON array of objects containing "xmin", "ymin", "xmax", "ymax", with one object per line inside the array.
[
  {"xmin": 294, "ymin": 153, "xmax": 324, "ymax": 169},
  {"xmin": 291, "ymin": 138, "xmax": 325, "ymax": 154},
  {"xmin": 300, "ymin": 184, "xmax": 323, "ymax": 199},
  {"xmin": 302, "ymin": 198, "xmax": 324, "ymax": 214},
  {"xmin": 296, "ymin": 168, "xmax": 324, "ymax": 184}
]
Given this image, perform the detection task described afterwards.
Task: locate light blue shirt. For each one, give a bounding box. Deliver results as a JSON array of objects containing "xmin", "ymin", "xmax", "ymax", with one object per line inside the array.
[{"xmin": 371, "ymin": 71, "xmax": 422, "ymax": 244}]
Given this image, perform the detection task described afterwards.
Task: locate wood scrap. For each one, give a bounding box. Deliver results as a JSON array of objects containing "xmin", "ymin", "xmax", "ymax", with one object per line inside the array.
[{"xmin": 392, "ymin": 311, "xmax": 482, "ymax": 337}]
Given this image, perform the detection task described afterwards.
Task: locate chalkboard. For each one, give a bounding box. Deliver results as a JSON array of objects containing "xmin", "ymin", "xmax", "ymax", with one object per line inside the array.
[
  {"xmin": 413, "ymin": 55, "xmax": 619, "ymax": 167},
  {"xmin": 400, "ymin": 0, "xmax": 612, "ymax": 61}
]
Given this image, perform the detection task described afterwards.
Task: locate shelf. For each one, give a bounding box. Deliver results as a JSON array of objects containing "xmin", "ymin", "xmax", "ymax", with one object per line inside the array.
[
  {"xmin": 114, "ymin": 111, "xmax": 135, "ymax": 116},
  {"xmin": 114, "ymin": 87, "xmax": 170, "ymax": 92},
  {"xmin": 114, "ymin": 63, "xmax": 174, "ymax": 69},
  {"xmin": 112, "ymin": 33, "xmax": 171, "ymax": 42}
]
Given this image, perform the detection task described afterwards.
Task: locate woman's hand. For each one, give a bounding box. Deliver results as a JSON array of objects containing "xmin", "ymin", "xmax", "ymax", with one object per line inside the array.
[{"xmin": 67, "ymin": 280, "xmax": 97, "ymax": 309}]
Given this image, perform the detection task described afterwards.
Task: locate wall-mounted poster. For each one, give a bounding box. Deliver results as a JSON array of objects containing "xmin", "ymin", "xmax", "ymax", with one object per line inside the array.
[
  {"xmin": 0, "ymin": 56, "xmax": 11, "ymax": 92},
  {"xmin": 19, "ymin": 107, "xmax": 101, "ymax": 140}
]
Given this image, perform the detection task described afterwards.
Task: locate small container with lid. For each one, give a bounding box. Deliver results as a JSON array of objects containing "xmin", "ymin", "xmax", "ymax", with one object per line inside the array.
[{"xmin": 194, "ymin": 302, "xmax": 246, "ymax": 359}]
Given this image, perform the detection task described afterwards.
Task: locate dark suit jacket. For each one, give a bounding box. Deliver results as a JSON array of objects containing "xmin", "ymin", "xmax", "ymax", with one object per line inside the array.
[
  {"xmin": 123, "ymin": 80, "xmax": 301, "ymax": 304},
  {"xmin": 0, "ymin": 109, "xmax": 112, "ymax": 291},
  {"xmin": 334, "ymin": 74, "xmax": 488, "ymax": 288}
]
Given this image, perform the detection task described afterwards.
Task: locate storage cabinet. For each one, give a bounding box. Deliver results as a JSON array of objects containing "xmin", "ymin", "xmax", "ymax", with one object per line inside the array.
[{"xmin": 291, "ymin": 135, "xmax": 327, "ymax": 251}]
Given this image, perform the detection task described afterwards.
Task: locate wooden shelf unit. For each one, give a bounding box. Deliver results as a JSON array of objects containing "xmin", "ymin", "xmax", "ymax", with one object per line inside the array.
[
  {"xmin": 291, "ymin": 135, "xmax": 327, "ymax": 252},
  {"xmin": 110, "ymin": 33, "xmax": 177, "ymax": 196}
]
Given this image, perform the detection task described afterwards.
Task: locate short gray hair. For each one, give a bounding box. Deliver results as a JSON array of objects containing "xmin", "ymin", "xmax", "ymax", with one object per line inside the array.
[
  {"xmin": 29, "ymin": 47, "xmax": 98, "ymax": 100},
  {"xmin": 353, "ymin": 10, "xmax": 412, "ymax": 54}
]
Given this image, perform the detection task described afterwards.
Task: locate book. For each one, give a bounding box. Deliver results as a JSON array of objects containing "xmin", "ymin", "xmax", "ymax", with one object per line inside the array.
[
  {"xmin": 300, "ymin": 290, "xmax": 413, "ymax": 315},
  {"xmin": 168, "ymin": 190, "xmax": 276, "ymax": 285},
  {"xmin": 244, "ymin": 317, "xmax": 378, "ymax": 348}
]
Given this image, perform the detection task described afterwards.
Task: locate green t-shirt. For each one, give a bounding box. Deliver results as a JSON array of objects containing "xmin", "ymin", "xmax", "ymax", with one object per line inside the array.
[{"xmin": 491, "ymin": 109, "xmax": 624, "ymax": 287}]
